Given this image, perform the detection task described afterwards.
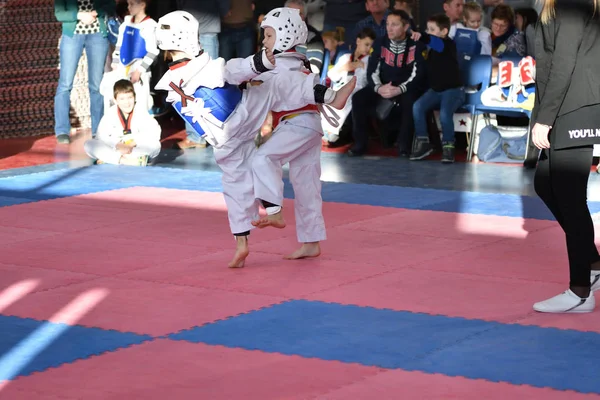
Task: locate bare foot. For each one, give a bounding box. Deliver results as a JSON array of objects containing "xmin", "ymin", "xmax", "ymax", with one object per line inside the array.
[
  {"xmin": 251, "ymin": 211, "xmax": 286, "ymax": 229},
  {"xmin": 284, "ymin": 242, "xmax": 321, "ymax": 260},
  {"xmin": 228, "ymin": 236, "xmax": 249, "ymax": 268},
  {"xmin": 329, "ymin": 76, "xmax": 357, "ymax": 110}
]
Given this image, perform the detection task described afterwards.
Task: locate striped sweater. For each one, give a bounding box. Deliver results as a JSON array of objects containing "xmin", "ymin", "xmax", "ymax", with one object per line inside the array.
[{"xmin": 367, "ymin": 36, "xmax": 426, "ymax": 95}]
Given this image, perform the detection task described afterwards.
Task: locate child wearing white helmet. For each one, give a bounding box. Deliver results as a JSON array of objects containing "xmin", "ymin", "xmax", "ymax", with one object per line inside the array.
[
  {"xmin": 250, "ymin": 7, "xmax": 348, "ymax": 260},
  {"xmin": 154, "ymin": 10, "xmax": 356, "ymax": 269}
]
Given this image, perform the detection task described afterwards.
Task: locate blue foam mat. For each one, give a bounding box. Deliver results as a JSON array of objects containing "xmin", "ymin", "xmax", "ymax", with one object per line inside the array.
[
  {"xmin": 0, "ymin": 315, "xmax": 152, "ymax": 380},
  {"xmin": 168, "ymin": 300, "xmax": 600, "ymax": 394},
  {"xmin": 1, "ymin": 164, "xmax": 599, "ymax": 219}
]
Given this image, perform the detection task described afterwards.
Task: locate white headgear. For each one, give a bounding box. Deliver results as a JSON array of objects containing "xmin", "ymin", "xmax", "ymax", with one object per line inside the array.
[
  {"xmin": 156, "ymin": 11, "xmax": 200, "ymax": 57},
  {"xmin": 260, "ymin": 7, "xmax": 308, "ymax": 52}
]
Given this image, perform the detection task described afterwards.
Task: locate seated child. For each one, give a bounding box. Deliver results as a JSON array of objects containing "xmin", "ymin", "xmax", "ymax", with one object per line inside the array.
[
  {"xmin": 100, "ymin": 0, "xmax": 159, "ymax": 113},
  {"xmin": 154, "ymin": 10, "xmax": 355, "ymax": 268},
  {"xmin": 449, "ymin": 1, "xmax": 492, "ymax": 61},
  {"xmin": 84, "ymin": 79, "xmax": 161, "ymax": 166},
  {"xmin": 409, "ymin": 14, "xmax": 465, "ymax": 164},
  {"xmin": 323, "ymin": 26, "xmax": 376, "ymax": 143}
]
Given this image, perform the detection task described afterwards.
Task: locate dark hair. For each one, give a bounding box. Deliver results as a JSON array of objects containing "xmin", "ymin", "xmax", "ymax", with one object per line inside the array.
[
  {"xmin": 394, "ymin": 0, "xmax": 413, "ymax": 8},
  {"xmin": 113, "ymin": 79, "xmax": 136, "ymax": 98},
  {"xmin": 387, "ymin": 9, "xmax": 411, "ymax": 25},
  {"xmin": 491, "ymin": 4, "xmax": 515, "ymax": 25},
  {"xmin": 428, "ymin": 13, "xmax": 451, "ymax": 32},
  {"xmin": 356, "ymin": 27, "xmax": 377, "ymax": 41},
  {"xmin": 515, "ymin": 7, "xmax": 539, "ymax": 31}
]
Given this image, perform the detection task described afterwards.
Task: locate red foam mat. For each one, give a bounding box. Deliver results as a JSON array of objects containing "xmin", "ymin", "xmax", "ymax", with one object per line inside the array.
[{"xmin": 2, "ymin": 340, "xmax": 382, "ymax": 400}]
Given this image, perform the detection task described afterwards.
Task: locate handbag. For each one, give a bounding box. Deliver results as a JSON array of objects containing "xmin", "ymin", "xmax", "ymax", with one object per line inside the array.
[{"xmin": 375, "ymin": 98, "xmax": 397, "ymax": 120}]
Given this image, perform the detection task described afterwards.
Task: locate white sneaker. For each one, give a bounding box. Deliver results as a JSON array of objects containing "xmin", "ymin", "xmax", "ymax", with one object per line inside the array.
[
  {"xmin": 592, "ymin": 271, "xmax": 600, "ymax": 291},
  {"xmin": 533, "ymin": 289, "xmax": 595, "ymax": 313}
]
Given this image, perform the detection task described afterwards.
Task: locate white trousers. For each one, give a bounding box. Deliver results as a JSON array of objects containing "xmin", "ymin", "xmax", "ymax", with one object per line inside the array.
[
  {"xmin": 84, "ymin": 139, "xmax": 161, "ymax": 165},
  {"xmin": 212, "ymin": 71, "xmax": 321, "ymax": 235},
  {"xmin": 252, "ymin": 114, "xmax": 326, "ymax": 243}
]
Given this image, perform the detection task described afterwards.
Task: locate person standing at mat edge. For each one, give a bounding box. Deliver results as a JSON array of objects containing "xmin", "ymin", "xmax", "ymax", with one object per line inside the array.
[
  {"xmin": 531, "ymin": 0, "xmax": 600, "ymax": 313},
  {"xmin": 54, "ymin": 0, "xmax": 115, "ymax": 144}
]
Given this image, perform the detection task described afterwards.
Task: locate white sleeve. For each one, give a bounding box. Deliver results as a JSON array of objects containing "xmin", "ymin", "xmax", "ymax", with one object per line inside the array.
[
  {"xmin": 138, "ymin": 19, "xmax": 159, "ymax": 73},
  {"xmin": 449, "ymin": 24, "xmax": 457, "ymax": 39},
  {"xmin": 478, "ymin": 29, "xmax": 492, "ymax": 55},
  {"xmin": 355, "ymin": 55, "xmax": 370, "ymax": 89},
  {"xmin": 134, "ymin": 112, "xmax": 162, "ymax": 148},
  {"xmin": 327, "ymin": 53, "xmax": 351, "ymax": 82},
  {"xmin": 223, "ymin": 51, "xmax": 275, "ymax": 85}
]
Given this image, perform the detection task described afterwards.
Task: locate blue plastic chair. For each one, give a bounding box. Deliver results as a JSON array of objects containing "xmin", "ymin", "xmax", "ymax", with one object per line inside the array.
[
  {"xmin": 457, "ymin": 55, "xmax": 493, "ymax": 160},
  {"xmin": 471, "ymin": 55, "xmax": 534, "ymax": 161}
]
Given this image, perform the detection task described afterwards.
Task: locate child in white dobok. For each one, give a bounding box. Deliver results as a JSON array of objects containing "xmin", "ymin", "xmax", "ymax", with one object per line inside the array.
[
  {"xmin": 251, "ymin": 7, "xmax": 338, "ymax": 260},
  {"xmin": 84, "ymin": 79, "xmax": 161, "ymax": 166},
  {"xmin": 100, "ymin": 0, "xmax": 159, "ymax": 113},
  {"xmin": 154, "ymin": 10, "xmax": 356, "ymax": 268}
]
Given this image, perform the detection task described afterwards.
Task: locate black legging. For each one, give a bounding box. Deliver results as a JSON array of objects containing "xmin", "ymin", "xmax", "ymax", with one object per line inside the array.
[{"xmin": 534, "ymin": 145, "xmax": 600, "ymax": 288}]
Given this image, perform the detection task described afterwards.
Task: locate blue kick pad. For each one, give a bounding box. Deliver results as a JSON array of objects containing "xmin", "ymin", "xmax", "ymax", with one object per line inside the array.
[
  {"xmin": 168, "ymin": 300, "xmax": 600, "ymax": 394},
  {"xmin": 1, "ymin": 164, "xmax": 599, "ymax": 219},
  {"xmin": 0, "ymin": 315, "xmax": 151, "ymax": 380}
]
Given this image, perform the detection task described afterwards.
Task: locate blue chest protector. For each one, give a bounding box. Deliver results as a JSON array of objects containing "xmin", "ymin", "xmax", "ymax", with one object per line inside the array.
[
  {"xmin": 120, "ymin": 25, "xmax": 148, "ymax": 66},
  {"xmin": 171, "ymin": 83, "xmax": 243, "ymax": 137},
  {"xmin": 454, "ymin": 28, "xmax": 481, "ymax": 69}
]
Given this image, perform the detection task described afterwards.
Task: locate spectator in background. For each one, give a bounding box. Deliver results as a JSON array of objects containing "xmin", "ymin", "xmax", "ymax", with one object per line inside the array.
[
  {"xmin": 305, "ymin": 0, "xmax": 326, "ymax": 31},
  {"xmin": 322, "ymin": 0, "xmax": 369, "ymax": 43},
  {"xmin": 409, "ymin": 14, "xmax": 465, "ymax": 164},
  {"xmin": 514, "ymin": 7, "xmax": 538, "ymax": 57},
  {"xmin": 393, "ymin": 0, "xmax": 417, "ymax": 30},
  {"xmin": 286, "ymin": 0, "xmax": 326, "ymax": 74},
  {"xmin": 348, "ymin": 9, "xmax": 426, "ymax": 157},
  {"xmin": 175, "ymin": 0, "xmax": 231, "ymax": 149},
  {"xmin": 449, "ymin": 1, "xmax": 492, "ymax": 56},
  {"xmin": 443, "ymin": 0, "xmax": 464, "ymax": 25},
  {"xmin": 220, "ymin": 0, "xmax": 256, "ymax": 60},
  {"xmin": 54, "ymin": 0, "xmax": 115, "ymax": 144},
  {"xmin": 478, "ymin": 0, "xmax": 539, "ymax": 26},
  {"xmin": 354, "ymin": 0, "xmax": 390, "ymax": 42},
  {"xmin": 490, "ymin": 4, "xmax": 526, "ymax": 61}
]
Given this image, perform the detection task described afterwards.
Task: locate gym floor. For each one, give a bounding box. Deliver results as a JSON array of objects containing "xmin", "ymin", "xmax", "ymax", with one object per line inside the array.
[{"xmin": 1, "ymin": 131, "xmax": 600, "ymax": 399}]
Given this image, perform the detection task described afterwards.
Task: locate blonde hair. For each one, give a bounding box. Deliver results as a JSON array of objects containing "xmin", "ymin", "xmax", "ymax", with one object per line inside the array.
[
  {"xmin": 463, "ymin": 1, "xmax": 483, "ymax": 19},
  {"xmin": 322, "ymin": 27, "xmax": 345, "ymax": 43},
  {"xmin": 539, "ymin": 0, "xmax": 598, "ymax": 24}
]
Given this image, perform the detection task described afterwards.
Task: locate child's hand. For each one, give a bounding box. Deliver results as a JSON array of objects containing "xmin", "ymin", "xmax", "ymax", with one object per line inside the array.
[
  {"xmin": 130, "ymin": 70, "xmax": 141, "ymax": 83},
  {"xmin": 411, "ymin": 31, "xmax": 422, "ymax": 41},
  {"xmin": 116, "ymin": 142, "xmax": 133, "ymax": 154}
]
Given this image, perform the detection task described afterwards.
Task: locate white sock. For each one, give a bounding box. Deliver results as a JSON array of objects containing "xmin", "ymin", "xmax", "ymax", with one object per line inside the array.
[{"xmin": 266, "ymin": 206, "xmax": 281, "ymax": 215}]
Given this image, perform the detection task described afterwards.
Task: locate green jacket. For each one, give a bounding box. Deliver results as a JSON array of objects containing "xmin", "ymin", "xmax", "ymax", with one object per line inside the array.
[{"xmin": 54, "ymin": 0, "xmax": 116, "ymax": 37}]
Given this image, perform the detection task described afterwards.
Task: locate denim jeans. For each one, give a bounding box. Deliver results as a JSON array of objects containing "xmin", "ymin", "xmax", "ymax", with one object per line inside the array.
[
  {"xmin": 54, "ymin": 33, "xmax": 109, "ymax": 136},
  {"xmin": 185, "ymin": 33, "xmax": 220, "ymax": 142},
  {"xmin": 199, "ymin": 33, "xmax": 219, "ymax": 59},
  {"xmin": 218, "ymin": 24, "xmax": 255, "ymax": 61},
  {"xmin": 413, "ymin": 87, "xmax": 465, "ymax": 143}
]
